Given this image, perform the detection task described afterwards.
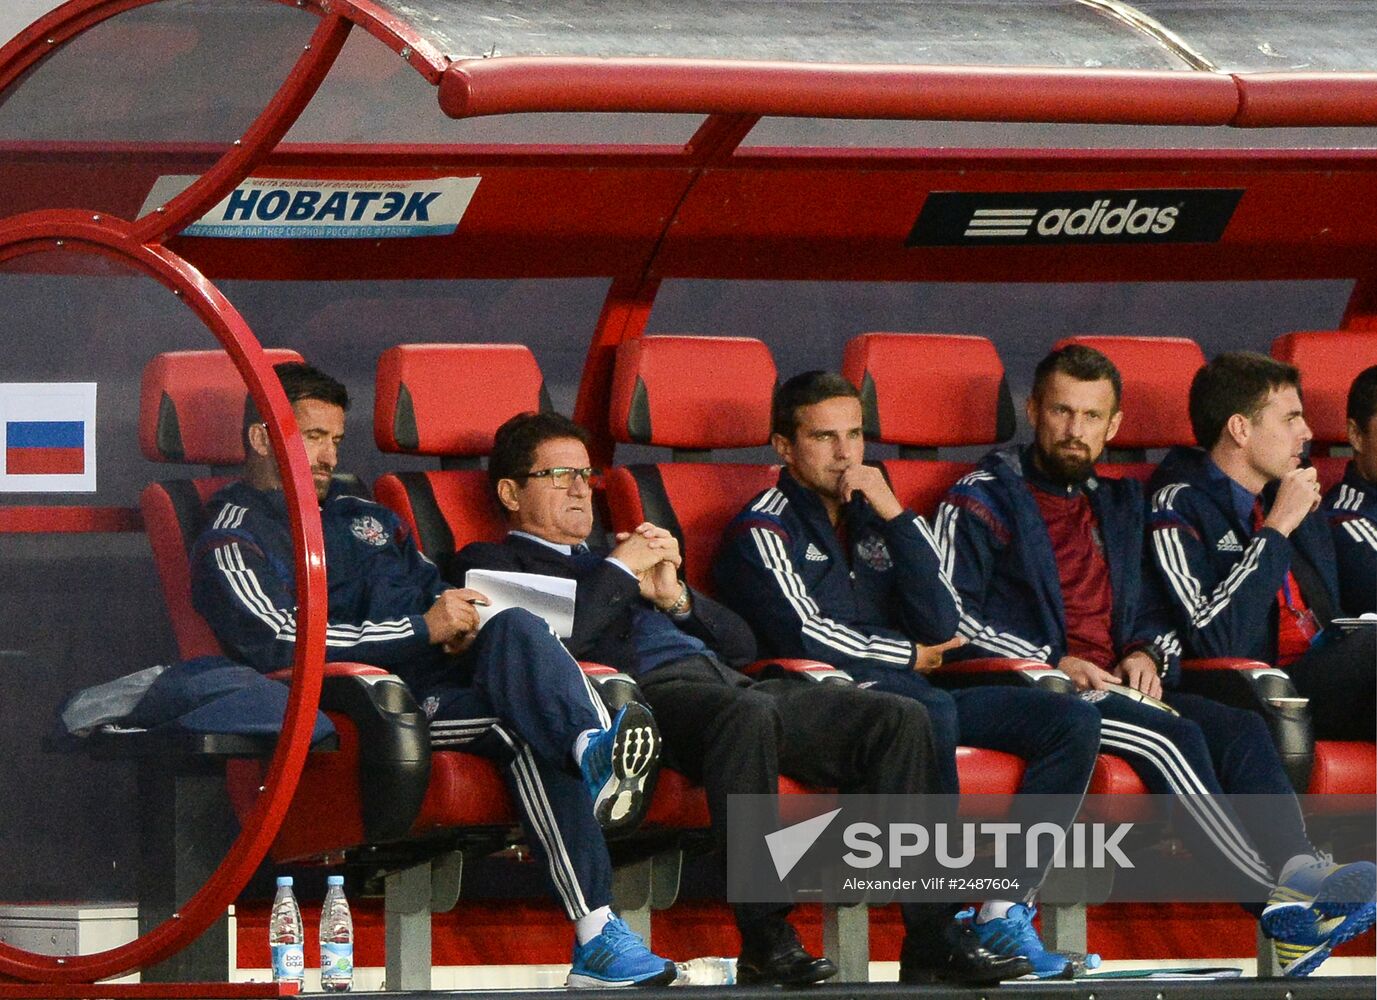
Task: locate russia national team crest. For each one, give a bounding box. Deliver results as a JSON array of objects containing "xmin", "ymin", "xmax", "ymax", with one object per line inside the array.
[
  {"xmin": 351, "ymin": 514, "xmax": 389, "ymax": 547},
  {"xmin": 855, "ymin": 535, "xmax": 893, "ymax": 572}
]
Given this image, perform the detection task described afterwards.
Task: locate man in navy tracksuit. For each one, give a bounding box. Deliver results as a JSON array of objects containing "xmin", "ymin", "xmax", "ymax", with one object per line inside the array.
[
  {"xmin": 938, "ymin": 344, "xmax": 1373, "ymax": 976},
  {"xmin": 1321, "ymin": 364, "xmax": 1377, "ymax": 616},
  {"xmin": 447, "ymin": 412, "xmax": 1025, "ymax": 986},
  {"xmin": 715, "ymin": 371, "xmax": 1102, "ymax": 979},
  {"xmin": 190, "ymin": 362, "xmax": 676, "ymax": 988},
  {"xmin": 1146, "ymin": 352, "xmax": 1374, "ymax": 743}
]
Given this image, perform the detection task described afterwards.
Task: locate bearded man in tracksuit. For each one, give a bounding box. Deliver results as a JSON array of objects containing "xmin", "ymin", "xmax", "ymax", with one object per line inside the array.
[
  {"xmin": 937, "ymin": 344, "xmax": 1374, "ymax": 977},
  {"xmin": 1146, "ymin": 352, "xmax": 1374, "ymax": 742},
  {"xmin": 1322, "ymin": 364, "xmax": 1377, "ymax": 616},
  {"xmin": 715, "ymin": 370, "xmax": 1103, "ymax": 980},
  {"xmin": 190, "ymin": 362, "xmax": 675, "ymax": 989}
]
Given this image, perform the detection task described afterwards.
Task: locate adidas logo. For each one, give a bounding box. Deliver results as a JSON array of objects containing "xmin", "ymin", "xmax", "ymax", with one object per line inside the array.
[
  {"xmin": 964, "ymin": 199, "xmax": 1179, "ymax": 239},
  {"xmin": 1217, "ymin": 530, "xmax": 1243, "ymax": 552},
  {"xmin": 804, "ymin": 543, "xmax": 828, "ymax": 562}
]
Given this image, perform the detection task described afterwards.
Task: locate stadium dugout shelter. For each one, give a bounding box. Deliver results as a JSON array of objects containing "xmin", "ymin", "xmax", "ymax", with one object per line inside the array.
[{"xmin": 0, "ymin": 1, "xmax": 1374, "ymax": 996}]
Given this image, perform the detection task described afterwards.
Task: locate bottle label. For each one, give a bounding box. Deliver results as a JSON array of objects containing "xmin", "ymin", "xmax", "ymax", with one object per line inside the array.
[
  {"xmin": 320, "ymin": 941, "xmax": 354, "ymax": 981},
  {"xmin": 272, "ymin": 943, "xmax": 305, "ymax": 982}
]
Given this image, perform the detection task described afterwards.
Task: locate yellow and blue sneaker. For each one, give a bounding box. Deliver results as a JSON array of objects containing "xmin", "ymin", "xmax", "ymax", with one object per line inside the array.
[{"xmin": 1262, "ymin": 856, "xmax": 1376, "ymax": 977}]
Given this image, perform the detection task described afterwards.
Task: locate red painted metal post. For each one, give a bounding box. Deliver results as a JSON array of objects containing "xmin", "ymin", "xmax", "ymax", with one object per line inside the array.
[
  {"xmin": 572, "ymin": 113, "xmax": 765, "ymax": 465},
  {"xmin": 575, "ymin": 275, "xmax": 660, "ymax": 468},
  {"xmin": 1341, "ymin": 279, "xmax": 1377, "ymax": 331},
  {"xmin": 0, "ymin": 211, "xmax": 326, "ymax": 984}
]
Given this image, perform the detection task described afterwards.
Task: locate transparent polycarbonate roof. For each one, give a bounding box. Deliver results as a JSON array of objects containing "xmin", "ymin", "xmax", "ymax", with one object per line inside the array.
[{"xmin": 375, "ymin": 0, "xmax": 1375, "ymax": 72}]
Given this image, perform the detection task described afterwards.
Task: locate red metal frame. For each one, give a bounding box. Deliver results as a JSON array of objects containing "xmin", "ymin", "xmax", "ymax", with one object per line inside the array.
[
  {"xmin": 0, "ymin": 506, "xmax": 140, "ymax": 533},
  {"xmin": 439, "ymin": 58, "xmax": 1245, "ymax": 123},
  {"xmin": 2, "ymin": 0, "xmax": 1377, "ymax": 983},
  {"xmin": 0, "ymin": 212, "xmax": 326, "ymax": 984},
  {"xmin": 0, "ymin": 983, "xmax": 294, "ymax": 999}
]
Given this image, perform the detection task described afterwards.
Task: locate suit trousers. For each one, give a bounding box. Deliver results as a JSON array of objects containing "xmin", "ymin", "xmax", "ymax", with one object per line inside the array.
[{"xmin": 638, "ymin": 655, "xmax": 944, "ymax": 941}]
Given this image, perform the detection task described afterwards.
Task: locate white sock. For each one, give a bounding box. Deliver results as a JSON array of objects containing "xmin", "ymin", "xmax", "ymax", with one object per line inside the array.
[
  {"xmin": 572, "ymin": 729, "xmax": 598, "ymax": 768},
  {"xmin": 1278, "ymin": 853, "xmax": 1322, "ymax": 882},
  {"xmin": 575, "ymin": 906, "xmax": 614, "ymax": 945},
  {"xmin": 976, "ymin": 900, "xmax": 1015, "ymax": 924}
]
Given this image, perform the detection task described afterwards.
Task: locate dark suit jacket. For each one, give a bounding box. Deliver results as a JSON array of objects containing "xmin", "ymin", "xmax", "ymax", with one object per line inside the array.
[{"xmin": 446, "ymin": 533, "xmax": 757, "ymax": 676}]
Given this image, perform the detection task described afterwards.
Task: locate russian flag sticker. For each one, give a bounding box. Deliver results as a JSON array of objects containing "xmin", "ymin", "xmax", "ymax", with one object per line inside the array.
[
  {"xmin": 1, "ymin": 383, "xmax": 97, "ymax": 492},
  {"xmin": 6, "ymin": 420, "xmax": 85, "ymax": 474}
]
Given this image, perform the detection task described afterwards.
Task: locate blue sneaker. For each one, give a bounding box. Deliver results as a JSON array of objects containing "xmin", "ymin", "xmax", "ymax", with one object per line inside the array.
[
  {"xmin": 579, "ymin": 702, "xmax": 659, "ymax": 834},
  {"xmin": 567, "ymin": 916, "xmax": 677, "ymax": 988},
  {"xmin": 961, "ymin": 905, "xmax": 1099, "ymax": 980},
  {"xmin": 1262, "ymin": 856, "xmax": 1376, "ymax": 976}
]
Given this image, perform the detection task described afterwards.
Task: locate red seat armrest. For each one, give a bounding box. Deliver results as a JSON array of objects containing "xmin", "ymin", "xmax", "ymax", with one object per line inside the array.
[
  {"xmin": 579, "ymin": 662, "xmax": 619, "ymax": 676},
  {"xmin": 1180, "ymin": 657, "xmax": 1274, "ymax": 671},
  {"xmin": 743, "ymin": 658, "xmax": 854, "ymax": 683},
  {"xmin": 266, "ymin": 662, "xmax": 392, "ymax": 682}
]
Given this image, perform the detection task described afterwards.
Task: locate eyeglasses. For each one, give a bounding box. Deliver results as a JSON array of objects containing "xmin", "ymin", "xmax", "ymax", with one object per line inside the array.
[{"xmin": 525, "ymin": 466, "xmax": 600, "ymax": 489}]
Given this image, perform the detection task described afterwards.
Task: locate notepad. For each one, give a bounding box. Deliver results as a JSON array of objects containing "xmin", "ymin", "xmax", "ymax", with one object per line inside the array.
[{"xmin": 463, "ymin": 568, "xmax": 576, "ymax": 638}]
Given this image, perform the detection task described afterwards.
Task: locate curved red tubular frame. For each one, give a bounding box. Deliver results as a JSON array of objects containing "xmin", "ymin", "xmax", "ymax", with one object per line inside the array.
[
  {"xmin": 132, "ymin": 11, "xmax": 352, "ymax": 243},
  {"xmin": 0, "ymin": 0, "xmax": 448, "ymax": 99},
  {"xmin": 440, "ymin": 59, "xmax": 1242, "ymax": 124},
  {"xmin": 0, "ymin": 211, "xmax": 328, "ymax": 984}
]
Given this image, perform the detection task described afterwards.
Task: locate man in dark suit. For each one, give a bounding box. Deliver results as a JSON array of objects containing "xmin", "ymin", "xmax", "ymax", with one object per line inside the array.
[{"xmin": 446, "ymin": 411, "xmax": 1031, "ymax": 986}]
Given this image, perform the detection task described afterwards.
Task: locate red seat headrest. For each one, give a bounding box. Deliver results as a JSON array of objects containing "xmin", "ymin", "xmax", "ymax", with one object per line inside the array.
[
  {"xmin": 1271, "ymin": 330, "xmax": 1377, "ymax": 444},
  {"xmin": 1053, "ymin": 336, "xmax": 1205, "ymax": 449},
  {"xmin": 609, "ymin": 336, "xmax": 776, "ymax": 449},
  {"xmin": 374, "ymin": 344, "xmax": 547, "ymax": 456},
  {"xmin": 139, "ymin": 349, "xmax": 304, "ymax": 464},
  {"xmin": 842, "ymin": 333, "xmax": 1014, "ymax": 447}
]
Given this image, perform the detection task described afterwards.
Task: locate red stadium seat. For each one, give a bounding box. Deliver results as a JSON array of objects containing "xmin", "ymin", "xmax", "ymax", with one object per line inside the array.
[
  {"xmin": 137, "ymin": 350, "xmax": 520, "ymax": 989},
  {"xmin": 1271, "ymin": 330, "xmax": 1377, "ymax": 490},
  {"xmin": 842, "ymin": 331, "xmax": 1154, "ymax": 809},
  {"xmin": 1055, "ymin": 335, "xmax": 1376, "ymax": 797},
  {"xmin": 372, "ymin": 343, "xmax": 549, "ymax": 555},
  {"xmin": 1053, "ymin": 334, "xmax": 1207, "ymax": 483},
  {"xmin": 371, "ymin": 343, "xmax": 738, "ymax": 951},
  {"xmin": 606, "ymin": 334, "xmax": 1029, "ymax": 794}
]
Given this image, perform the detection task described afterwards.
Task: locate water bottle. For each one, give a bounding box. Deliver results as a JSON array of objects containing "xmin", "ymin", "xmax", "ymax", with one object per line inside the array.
[
  {"xmin": 268, "ymin": 875, "xmax": 305, "ymax": 986},
  {"xmin": 319, "ymin": 874, "xmax": 355, "ymax": 992},
  {"xmin": 674, "ymin": 956, "xmax": 736, "ymax": 985}
]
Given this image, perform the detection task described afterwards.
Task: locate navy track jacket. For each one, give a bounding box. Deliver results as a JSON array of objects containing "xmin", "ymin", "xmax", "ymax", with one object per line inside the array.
[
  {"xmin": 712, "ymin": 468, "xmax": 959, "ymax": 672},
  {"xmin": 934, "ymin": 447, "xmax": 1182, "ymax": 683},
  {"xmin": 1322, "ymin": 461, "xmax": 1377, "ymax": 616},
  {"xmin": 1145, "ymin": 446, "xmax": 1342, "ymax": 665},
  {"xmin": 191, "ymin": 479, "xmax": 451, "ymax": 691}
]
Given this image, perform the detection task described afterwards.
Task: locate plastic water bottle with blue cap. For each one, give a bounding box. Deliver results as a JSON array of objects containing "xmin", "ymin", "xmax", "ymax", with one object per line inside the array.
[
  {"xmin": 320, "ymin": 874, "xmax": 355, "ymax": 992},
  {"xmin": 268, "ymin": 875, "xmax": 304, "ymax": 986}
]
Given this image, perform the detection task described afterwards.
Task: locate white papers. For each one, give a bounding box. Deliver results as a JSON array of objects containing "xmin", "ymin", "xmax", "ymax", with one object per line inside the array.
[{"xmin": 463, "ymin": 569, "xmax": 576, "ymax": 638}]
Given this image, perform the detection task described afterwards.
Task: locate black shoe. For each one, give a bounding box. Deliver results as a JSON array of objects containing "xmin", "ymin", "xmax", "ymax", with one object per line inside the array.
[
  {"xmin": 899, "ymin": 924, "xmax": 1034, "ymax": 986},
  {"xmin": 738, "ymin": 921, "xmax": 838, "ymax": 986}
]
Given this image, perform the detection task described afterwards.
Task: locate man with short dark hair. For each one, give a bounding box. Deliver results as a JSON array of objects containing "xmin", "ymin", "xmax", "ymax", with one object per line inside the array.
[
  {"xmin": 1322, "ymin": 364, "xmax": 1377, "ymax": 616},
  {"xmin": 714, "ymin": 370, "xmax": 1103, "ymax": 980},
  {"xmin": 448, "ymin": 410, "xmax": 1030, "ymax": 987},
  {"xmin": 1146, "ymin": 352, "xmax": 1374, "ymax": 741},
  {"xmin": 192, "ymin": 364, "xmax": 676, "ymax": 988},
  {"xmin": 939, "ymin": 344, "xmax": 1374, "ymax": 976}
]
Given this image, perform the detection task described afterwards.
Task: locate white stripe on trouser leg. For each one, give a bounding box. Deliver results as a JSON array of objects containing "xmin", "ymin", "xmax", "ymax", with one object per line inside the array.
[
  {"xmin": 491, "ymin": 726, "xmax": 591, "ymax": 918},
  {"xmin": 1098, "ymin": 719, "xmax": 1271, "ymax": 884},
  {"xmin": 578, "ymin": 669, "xmax": 612, "ymax": 730},
  {"xmin": 1100, "ymin": 720, "xmax": 1273, "ymax": 888}
]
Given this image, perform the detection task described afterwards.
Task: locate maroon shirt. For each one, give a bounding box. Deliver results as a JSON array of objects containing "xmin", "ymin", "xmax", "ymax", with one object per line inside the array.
[{"xmin": 1029, "ymin": 481, "xmax": 1116, "ymax": 669}]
